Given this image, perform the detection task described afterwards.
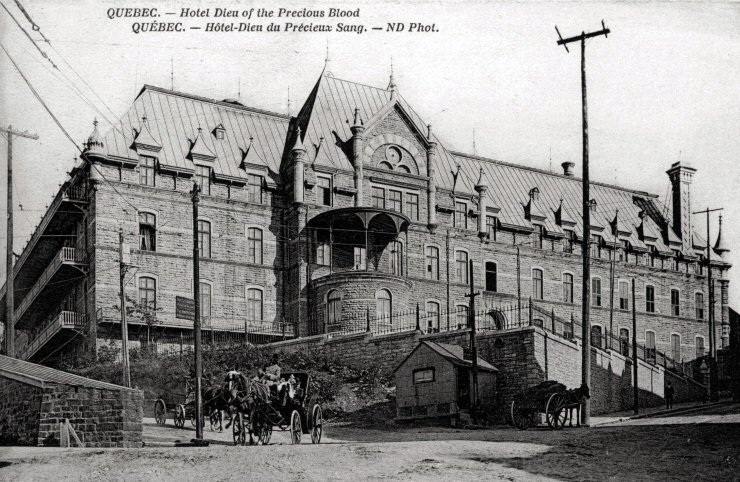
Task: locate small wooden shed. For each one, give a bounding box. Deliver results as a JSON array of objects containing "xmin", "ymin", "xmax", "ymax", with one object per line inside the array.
[{"xmin": 394, "ymin": 341, "xmax": 497, "ymax": 422}]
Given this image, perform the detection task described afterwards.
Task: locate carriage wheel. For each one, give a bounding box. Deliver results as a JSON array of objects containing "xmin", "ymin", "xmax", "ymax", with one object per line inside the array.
[
  {"xmin": 174, "ymin": 405, "xmax": 186, "ymax": 429},
  {"xmin": 510, "ymin": 400, "xmax": 531, "ymax": 430},
  {"xmin": 289, "ymin": 410, "xmax": 302, "ymax": 444},
  {"xmin": 545, "ymin": 393, "xmax": 568, "ymax": 429},
  {"xmin": 154, "ymin": 399, "xmax": 167, "ymax": 426},
  {"xmin": 259, "ymin": 423, "xmax": 273, "ymax": 445},
  {"xmin": 210, "ymin": 410, "xmax": 222, "ymax": 432},
  {"xmin": 232, "ymin": 412, "xmax": 246, "ymax": 446},
  {"xmin": 310, "ymin": 405, "xmax": 323, "ymax": 444}
]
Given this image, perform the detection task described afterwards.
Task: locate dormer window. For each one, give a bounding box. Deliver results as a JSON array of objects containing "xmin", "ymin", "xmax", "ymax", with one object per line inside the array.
[
  {"xmin": 213, "ymin": 124, "xmax": 225, "ymax": 140},
  {"xmin": 529, "ymin": 187, "xmax": 540, "ymax": 202},
  {"xmin": 139, "ymin": 155, "xmax": 156, "ymax": 187}
]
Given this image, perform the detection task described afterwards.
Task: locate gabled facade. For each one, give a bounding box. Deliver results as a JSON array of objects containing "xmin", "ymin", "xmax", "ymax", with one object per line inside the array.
[{"xmin": 0, "ymin": 69, "xmax": 732, "ymax": 368}]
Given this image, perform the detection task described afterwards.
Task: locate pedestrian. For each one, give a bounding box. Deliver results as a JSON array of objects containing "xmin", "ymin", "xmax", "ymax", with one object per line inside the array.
[{"xmin": 665, "ymin": 381, "xmax": 675, "ymax": 409}]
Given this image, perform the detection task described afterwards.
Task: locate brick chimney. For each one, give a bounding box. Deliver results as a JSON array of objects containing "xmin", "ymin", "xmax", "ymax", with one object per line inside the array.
[
  {"xmin": 666, "ymin": 161, "xmax": 696, "ymax": 250},
  {"xmin": 561, "ymin": 161, "xmax": 575, "ymax": 177}
]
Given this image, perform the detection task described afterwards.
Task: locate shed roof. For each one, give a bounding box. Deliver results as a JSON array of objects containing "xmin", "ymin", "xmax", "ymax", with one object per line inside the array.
[
  {"xmin": 394, "ymin": 341, "xmax": 498, "ymax": 373},
  {"xmin": 0, "ymin": 354, "xmax": 137, "ymax": 391}
]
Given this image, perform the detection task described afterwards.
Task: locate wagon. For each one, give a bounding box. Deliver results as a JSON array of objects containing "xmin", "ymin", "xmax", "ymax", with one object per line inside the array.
[
  {"xmin": 153, "ymin": 380, "xmax": 203, "ymax": 429},
  {"xmin": 509, "ymin": 380, "xmax": 572, "ymax": 430},
  {"xmin": 236, "ymin": 371, "xmax": 323, "ymax": 445}
]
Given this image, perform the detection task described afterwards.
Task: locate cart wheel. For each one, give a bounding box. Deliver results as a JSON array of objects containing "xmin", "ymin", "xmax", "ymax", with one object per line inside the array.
[
  {"xmin": 510, "ymin": 400, "xmax": 531, "ymax": 430},
  {"xmin": 174, "ymin": 404, "xmax": 186, "ymax": 429},
  {"xmin": 290, "ymin": 410, "xmax": 302, "ymax": 445},
  {"xmin": 232, "ymin": 412, "xmax": 246, "ymax": 446},
  {"xmin": 310, "ymin": 405, "xmax": 323, "ymax": 444},
  {"xmin": 154, "ymin": 399, "xmax": 167, "ymax": 426},
  {"xmin": 546, "ymin": 393, "xmax": 568, "ymax": 429},
  {"xmin": 210, "ymin": 410, "xmax": 222, "ymax": 432}
]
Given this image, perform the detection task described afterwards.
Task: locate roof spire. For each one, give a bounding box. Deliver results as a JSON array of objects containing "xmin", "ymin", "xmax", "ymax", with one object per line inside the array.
[
  {"xmin": 474, "ymin": 167, "xmax": 489, "ymax": 192},
  {"xmin": 84, "ymin": 118, "xmax": 103, "ymax": 153},
  {"xmin": 323, "ymin": 39, "xmax": 333, "ymax": 78},
  {"xmin": 714, "ymin": 214, "xmax": 730, "ymax": 256},
  {"xmin": 292, "ymin": 126, "xmax": 307, "ymax": 153},
  {"xmin": 388, "ymin": 57, "xmax": 397, "ymax": 97}
]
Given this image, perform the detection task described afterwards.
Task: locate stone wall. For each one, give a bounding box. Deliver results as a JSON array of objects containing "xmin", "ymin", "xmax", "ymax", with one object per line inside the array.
[
  {"xmin": 37, "ymin": 384, "xmax": 144, "ymax": 448},
  {"xmin": 0, "ymin": 377, "xmax": 43, "ymax": 445},
  {"xmin": 262, "ymin": 323, "xmax": 707, "ymax": 423},
  {"xmin": 0, "ymin": 373, "xmax": 143, "ymax": 447}
]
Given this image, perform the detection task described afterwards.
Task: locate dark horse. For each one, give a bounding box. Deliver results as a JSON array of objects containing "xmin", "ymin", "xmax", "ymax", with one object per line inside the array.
[
  {"xmin": 203, "ymin": 384, "xmax": 231, "ymax": 432},
  {"xmin": 223, "ymin": 370, "xmax": 271, "ymax": 444},
  {"xmin": 564, "ymin": 383, "xmax": 591, "ymax": 427}
]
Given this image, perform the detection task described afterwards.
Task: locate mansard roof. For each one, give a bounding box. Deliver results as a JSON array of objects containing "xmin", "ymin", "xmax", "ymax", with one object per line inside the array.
[
  {"xmin": 96, "ymin": 85, "xmax": 289, "ymax": 180},
  {"xmin": 289, "ymin": 71, "xmax": 457, "ymax": 172},
  {"xmin": 90, "ymin": 74, "xmax": 706, "ymax": 258}
]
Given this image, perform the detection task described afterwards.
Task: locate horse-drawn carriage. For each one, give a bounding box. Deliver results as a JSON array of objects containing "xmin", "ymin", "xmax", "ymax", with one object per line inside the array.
[
  {"xmin": 230, "ymin": 371, "xmax": 323, "ymax": 446},
  {"xmin": 510, "ymin": 380, "xmax": 589, "ymax": 430}
]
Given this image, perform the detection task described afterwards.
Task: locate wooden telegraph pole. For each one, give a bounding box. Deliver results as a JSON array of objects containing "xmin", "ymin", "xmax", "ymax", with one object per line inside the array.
[
  {"xmin": 693, "ymin": 206, "xmax": 723, "ymax": 402},
  {"xmin": 632, "ymin": 278, "xmax": 638, "ymax": 415},
  {"xmin": 555, "ymin": 20, "xmax": 610, "ymax": 426},
  {"xmin": 465, "ymin": 259, "xmax": 480, "ymax": 425},
  {"xmin": 1, "ymin": 125, "xmax": 38, "ymax": 357},
  {"xmin": 191, "ymin": 182, "xmax": 204, "ymax": 442},
  {"xmin": 118, "ymin": 229, "xmax": 131, "ymax": 387}
]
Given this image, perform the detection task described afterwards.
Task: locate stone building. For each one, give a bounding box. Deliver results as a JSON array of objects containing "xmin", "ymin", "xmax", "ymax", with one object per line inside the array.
[{"xmin": 0, "ymin": 68, "xmax": 732, "ymax": 367}]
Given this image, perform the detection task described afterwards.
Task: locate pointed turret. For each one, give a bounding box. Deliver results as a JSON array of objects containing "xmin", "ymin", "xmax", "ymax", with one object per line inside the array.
[
  {"xmin": 387, "ymin": 59, "xmax": 397, "ymax": 99},
  {"xmin": 291, "ymin": 127, "xmax": 307, "ymax": 205},
  {"xmin": 714, "ymin": 214, "xmax": 730, "ymax": 258},
  {"xmin": 349, "ymin": 108, "xmax": 365, "ymax": 207},
  {"xmin": 426, "ymin": 124, "xmax": 438, "ymax": 233},
  {"xmin": 83, "ymin": 119, "xmax": 105, "ymax": 157}
]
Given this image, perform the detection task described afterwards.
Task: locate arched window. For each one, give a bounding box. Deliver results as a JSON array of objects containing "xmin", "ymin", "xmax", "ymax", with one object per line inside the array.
[
  {"xmin": 670, "ymin": 289, "xmax": 680, "ymax": 316},
  {"xmin": 455, "ymin": 250, "xmax": 469, "ymax": 284},
  {"xmin": 376, "ymin": 289, "xmax": 392, "ymax": 322},
  {"xmin": 426, "ymin": 301, "xmax": 440, "ymax": 332},
  {"xmin": 489, "ymin": 309, "xmax": 507, "ymax": 330},
  {"xmin": 138, "ymin": 276, "xmax": 156, "ymax": 310},
  {"xmin": 198, "ymin": 220, "xmax": 211, "ymax": 258},
  {"xmin": 645, "ymin": 330, "xmax": 656, "ymax": 364},
  {"xmin": 327, "ymin": 290, "xmax": 342, "ymax": 326},
  {"xmin": 618, "ymin": 280, "xmax": 629, "ymax": 310},
  {"xmin": 695, "ymin": 292, "xmax": 704, "ymax": 320},
  {"xmin": 619, "ymin": 328, "xmax": 630, "ymax": 357},
  {"xmin": 200, "ymin": 282, "xmax": 211, "ymax": 320},
  {"xmin": 562, "ymin": 273, "xmax": 573, "ymax": 303},
  {"xmin": 485, "ymin": 262, "xmax": 497, "ymax": 292},
  {"xmin": 391, "ymin": 240, "xmax": 404, "ymax": 276},
  {"xmin": 645, "ymin": 285, "xmax": 655, "ymax": 312},
  {"xmin": 456, "ymin": 305, "xmax": 469, "ymax": 329},
  {"xmin": 591, "ymin": 325, "xmax": 603, "ymax": 349},
  {"xmin": 138, "ymin": 212, "xmax": 156, "ymax": 251},
  {"xmin": 246, "ymin": 288, "xmax": 263, "ymax": 322},
  {"xmin": 247, "ymin": 227, "xmax": 263, "ymax": 264},
  {"xmin": 671, "ymin": 334, "xmax": 681, "ymax": 363},
  {"xmin": 695, "ymin": 336, "xmax": 705, "ymax": 359},
  {"xmin": 532, "ymin": 268, "xmax": 544, "ymax": 300},
  {"xmin": 425, "ymin": 246, "xmax": 439, "ymax": 280},
  {"xmin": 591, "ymin": 277, "xmax": 602, "ymax": 307}
]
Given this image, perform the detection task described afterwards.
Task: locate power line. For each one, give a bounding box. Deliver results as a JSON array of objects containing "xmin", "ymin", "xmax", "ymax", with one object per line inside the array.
[
  {"xmin": 0, "ymin": 0, "xmax": 56, "ymax": 69},
  {"xmin": 0, "ymin": 42, "xmax": 80, "ymax": 151}
]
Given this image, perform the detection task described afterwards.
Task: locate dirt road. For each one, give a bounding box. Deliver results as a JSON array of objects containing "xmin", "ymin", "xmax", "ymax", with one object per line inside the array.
[{"xmin": 2, "ymin": 404, "xmax": 739, "ymax": 481}]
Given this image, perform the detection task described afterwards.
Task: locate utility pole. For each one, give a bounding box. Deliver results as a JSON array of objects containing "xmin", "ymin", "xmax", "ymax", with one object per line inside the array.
[
  {"xmin": 118, "ymin": 229, "xmax": 131, "ymax": 387},
  {"xmin": 632, "ymin": 278, "xmax": 638, "ymax": 415},
  {"xmin": 464, "ymin": 259, "xmax": 480, "ymax": 425},
  {"xmin": 191, "ymin": 182, "xmax": 204, "ymax": 442},
  {"xmin": 693, "ymin": 206, "xmax": 723, "ymax": 402},
  {"xmin": 556, "ymin": 20, "xmax": 610, "ymax": 427},
  {"xmin": 1, "ymin": 125, "xmax": 38, "ymax": 358},
  {"xmin": 609, "ymin": 257, "xmax": 615, "ymax": 350}
]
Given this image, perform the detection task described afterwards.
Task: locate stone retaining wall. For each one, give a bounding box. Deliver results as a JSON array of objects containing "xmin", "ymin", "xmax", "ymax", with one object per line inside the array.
[{"xmin": 0, "ymin": 377, "xmax": 43, "ymax": 445}]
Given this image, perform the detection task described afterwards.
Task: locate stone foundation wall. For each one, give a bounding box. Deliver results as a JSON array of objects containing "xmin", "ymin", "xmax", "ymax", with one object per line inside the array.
[
  {"xmin": 262, "ymin": 324, "xmax": 707, "ymax": 423},
  {"xmin": 37, "ymin": 384, "xmax": 144, "ymax": 448},
  {"xmin": 0, "ymin": 377, "xmax": 43, "ymax": 445}
]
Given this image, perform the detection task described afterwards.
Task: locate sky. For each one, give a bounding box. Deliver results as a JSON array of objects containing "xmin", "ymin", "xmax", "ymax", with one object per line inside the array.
[{"xmin": 1, "ymin": 0, "xmax": 739, "ymax": 305}]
